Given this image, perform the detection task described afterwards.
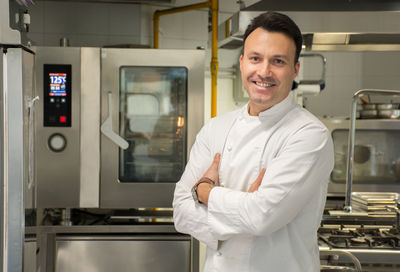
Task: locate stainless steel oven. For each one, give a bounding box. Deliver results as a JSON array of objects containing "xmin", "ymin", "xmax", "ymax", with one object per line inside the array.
[
  {"xmin": 34, "ymin": 47, "xmax": 204, "ymax": 209},
  {"xmin": 320, "ymin": 117, "xmax": 400, "ymax": 196}
]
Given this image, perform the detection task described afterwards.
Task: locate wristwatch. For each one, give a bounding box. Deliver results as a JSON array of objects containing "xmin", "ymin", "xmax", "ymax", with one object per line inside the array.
[{"xmin": 191, "ymin": 178, "xmax": 215, "ymax": 203}]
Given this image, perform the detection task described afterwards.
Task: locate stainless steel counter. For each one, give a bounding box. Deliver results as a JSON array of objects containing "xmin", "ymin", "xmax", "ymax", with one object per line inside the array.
[{"xmin": 25, "ymin": 224, "xmax": 198, "ymax": 272}]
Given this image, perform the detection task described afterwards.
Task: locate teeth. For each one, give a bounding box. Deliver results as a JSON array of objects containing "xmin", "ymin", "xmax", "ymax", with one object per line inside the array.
[{"xmin": 255, "ymin": 82, "xmax": 274, "ymax": 87}]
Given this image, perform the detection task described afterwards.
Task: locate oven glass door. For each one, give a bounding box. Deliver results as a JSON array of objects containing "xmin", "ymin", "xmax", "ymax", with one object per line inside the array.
[
  {"xmin": 100, "ymin": 48, "xmax": 204, "ymax": 208},
  {"xmin": 331, "ymin": 129, "xmax": 400, "ymax": 184},
  {"xmin": 119, "ymin": 66, "xmax": 187, "ymax": 183}
]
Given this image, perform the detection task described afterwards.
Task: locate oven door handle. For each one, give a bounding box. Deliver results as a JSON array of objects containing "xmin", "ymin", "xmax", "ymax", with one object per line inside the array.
[
  {"xmin": 101, "ymin": 92, "xmax": 129, "ymax": 150},
  {"xmin": 28, "ymin": 96, "xmax": 39, "ymax": 190}
]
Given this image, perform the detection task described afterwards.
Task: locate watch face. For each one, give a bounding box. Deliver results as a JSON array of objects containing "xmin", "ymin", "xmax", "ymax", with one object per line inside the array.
[{"xmin": 191, "ymin": 187, "xmax": 198, "ymax": 202}]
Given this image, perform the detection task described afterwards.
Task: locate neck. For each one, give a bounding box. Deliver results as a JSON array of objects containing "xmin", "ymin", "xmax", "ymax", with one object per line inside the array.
[{"xmin": 248, "ymin": 102, "xmax": 272, "ymax": 116}]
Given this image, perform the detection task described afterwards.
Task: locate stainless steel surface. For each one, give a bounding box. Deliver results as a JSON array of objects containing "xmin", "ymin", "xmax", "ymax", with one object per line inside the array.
[
  {"xmin": 362, "ymin": 104, "xmax": 376, "ymax": 110},
  {"xmin": 351, "ymin": 192, "xmax": 399, "ymax": 218},
  {"xmin": 318, "ymin": 223, "xmax": 400, "ymax": 271},
  {"xmin": 22, "ymin": 49, "xmax": 36, "ymax": 210},
  {"xmin": 395, "ymin": 158, "xmax": 400, "ymax": 179},
  {"xmin": 35, "ymin": 47, "xmax": 82, "ymax": 208},
  {"xmin": 345, "ymin": 89, "xmax": 400, "ymax": 212},
  {"xmin": 359, "ymin": 109, "xmax": 377, "ymax": 119},
  {"xmin": 320, "ymin": 249, "xmax": 362, "ymax": 272},
  {"xmin": 0, "ymin": 1, "xmax": 20, "ymax": 44},
  {"xmin": 320, "ymin": 267, "xmax": 356, "ymax": 272},
  {"xmin": 352, "ymin": 192, "xmax": 399, "ymax": 205},
  {"xmin": 34, "ymin": 47, "xmax": 204, "ymax": 209},
  {"xmin": 100, "ymin": 48, "xmax": 205, "ymax": 208},
  {"xmin": 59, "ymin": 37, "xmax": 69, "ymax": 47},
  {"xmin": 79, "ymin": 47, "xmax": 101, "ymax": 208},
  {"xmin": 100, "ymin": 92, "xmax": 129, "ymax": 149},
  {"xmin": 297, "ymin": 53, "xmax": 326, "ymax": 86},
  {"xmin": 360, "ymin": 103, "xmax": 400, "ymax": 119},
  {"xmin": 377, "ymin": 103, "xmax": 399, "ymax": 110},
  {"xmin": 24, "ymin": 239, "xmax": 36, "ymax": 272},
  {"xmin": 26, "ymin": 224, "xmax": 178, "ymax": 234},
  {"xmin": 55, "ymin": 237, "xmax": 190, "ymax": 272},
  {"xmin": 27, "ymin": 225, "xmax": 197, "ymax": 272},
  {"xmin": 378, "ymin": 109, "xmax": 400, "ymax": 119},
  {"xmin": 1, "ymin": 47, "xmax": 34, "ymax": 272},
  {"xmin": 320, "ymin": 117, "xmax": 400, "ymax": 196},
  {"xmin": 218, "ymin": 11, "xmax": 400, "ymax": 51}
]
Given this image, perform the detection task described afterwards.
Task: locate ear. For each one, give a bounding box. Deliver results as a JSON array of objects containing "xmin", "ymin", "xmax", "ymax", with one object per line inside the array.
[
  {"xmin": 239, "ymin": 54, "xmax": 243, "ymax": 71},
  {"xmin": 294, "ymin": 61, "xmax": 300, "ymax": 78}
]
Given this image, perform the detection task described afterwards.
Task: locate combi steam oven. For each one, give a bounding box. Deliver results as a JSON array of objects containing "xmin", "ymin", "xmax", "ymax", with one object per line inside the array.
[{"xmin": 34, "ymin": 46, "xmax": 205, "ymax": 209}]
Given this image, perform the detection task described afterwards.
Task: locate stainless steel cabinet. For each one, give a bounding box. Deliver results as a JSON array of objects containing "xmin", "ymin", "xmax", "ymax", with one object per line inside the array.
[
  {"xmin": 27, "ymin": 226, "xmax": 198, "ymax": 272},
  {"xmin": 55, "ymin": 236, "xmax": 190, "ymax": 272}
]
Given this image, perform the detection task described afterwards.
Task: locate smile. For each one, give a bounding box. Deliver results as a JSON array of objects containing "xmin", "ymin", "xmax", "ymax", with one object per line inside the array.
[{"xmin": 254, "ymin": 81, "xmax": 276, "ymax": 87}]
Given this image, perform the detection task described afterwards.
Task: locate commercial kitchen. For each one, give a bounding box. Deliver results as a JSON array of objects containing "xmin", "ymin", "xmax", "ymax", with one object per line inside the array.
[{"xmin": 1, "ymin": 0, "xmax": 400, "ymax": 271}]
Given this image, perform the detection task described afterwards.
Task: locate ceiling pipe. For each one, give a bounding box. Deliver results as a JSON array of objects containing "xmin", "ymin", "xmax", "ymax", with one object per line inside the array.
[{"xmin": 153, "ymin": 0, "xmax": 219, "ymax": 118}]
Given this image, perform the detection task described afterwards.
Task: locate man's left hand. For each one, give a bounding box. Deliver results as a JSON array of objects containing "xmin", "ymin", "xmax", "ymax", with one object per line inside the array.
[{"xmin": 197, "ymin": 153, "xmax": 221, "ymax": 205}]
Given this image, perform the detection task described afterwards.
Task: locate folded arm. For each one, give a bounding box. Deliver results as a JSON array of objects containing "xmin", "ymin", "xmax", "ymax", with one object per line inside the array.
[{"xmin": 206, "ymin": 125, "xmax": 334, "ymax": 240}]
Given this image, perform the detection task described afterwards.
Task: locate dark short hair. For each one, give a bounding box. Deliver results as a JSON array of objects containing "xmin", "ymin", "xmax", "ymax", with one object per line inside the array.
[{"xmin": 242, "ymin": 12, "xmax": 303, "ymax": 64}]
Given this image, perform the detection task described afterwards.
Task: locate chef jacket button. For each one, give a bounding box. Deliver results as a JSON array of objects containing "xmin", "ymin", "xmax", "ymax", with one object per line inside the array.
[
  {"xmin": 220, "ymin": 183, "xmax": 225, "ymax": 187},
  {"xmin": 227, "ymin": 146, "xmax": 232, "ymax": 152},
  {"xmin": 216, "ymin": 251, "xmax": 222, "ymax": 256}
]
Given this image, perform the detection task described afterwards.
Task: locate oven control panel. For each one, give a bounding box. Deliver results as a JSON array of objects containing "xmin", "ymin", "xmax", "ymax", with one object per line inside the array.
[{"xmin": 43, "ymin": 64, "xmax": 72, "ymax": 127}]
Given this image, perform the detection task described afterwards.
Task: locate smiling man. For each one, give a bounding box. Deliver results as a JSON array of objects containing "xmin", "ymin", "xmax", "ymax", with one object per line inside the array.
[{"xmin": 173, "ymin": 12, "xmax": 334, "ymax": 271}]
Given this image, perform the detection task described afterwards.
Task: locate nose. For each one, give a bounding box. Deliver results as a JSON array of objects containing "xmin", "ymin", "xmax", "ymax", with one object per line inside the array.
[{"xmin": 257, "ymin": 61, "xmax": 273, "ymax": 78}]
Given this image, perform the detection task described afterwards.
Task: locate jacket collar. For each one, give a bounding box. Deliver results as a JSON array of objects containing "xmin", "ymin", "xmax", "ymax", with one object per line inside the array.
[{"xmin": 241, "ymin": 95, "xmax": 297, "ymax": 122}]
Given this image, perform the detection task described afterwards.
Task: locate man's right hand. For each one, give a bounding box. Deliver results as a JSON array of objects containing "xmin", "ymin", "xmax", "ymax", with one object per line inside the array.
[{"xmin": 248, "ymin": 168, "xmax": 266, "ymax": 193}]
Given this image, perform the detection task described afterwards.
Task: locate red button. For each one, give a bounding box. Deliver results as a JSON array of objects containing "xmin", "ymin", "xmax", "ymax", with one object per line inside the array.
[{"xmin": 59, "ymin": 116, "xmax": 67, "ymax": 123}]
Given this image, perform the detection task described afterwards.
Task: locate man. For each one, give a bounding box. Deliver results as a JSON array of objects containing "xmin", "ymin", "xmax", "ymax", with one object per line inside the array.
[{"xmin": 173, "ymin": 11, "xmax": 334, "ymax": 272}]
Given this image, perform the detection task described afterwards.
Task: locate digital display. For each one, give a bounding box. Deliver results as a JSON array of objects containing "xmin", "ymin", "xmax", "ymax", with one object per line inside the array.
[
  {"xmin": 43, "ymin": 64, "xmax": 72, "ymax": 127},
  {"xmin": 49, "ymin": 73, "xmax": 67, "ymax": 96}
]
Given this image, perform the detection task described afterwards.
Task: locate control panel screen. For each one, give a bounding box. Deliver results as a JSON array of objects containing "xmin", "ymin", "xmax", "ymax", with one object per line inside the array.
[
  {"xmin": 49, "ymin": 73, "xmax": 67, "ymax": 96},
  {"xmin": 43, "ymin": 64, "xmax": 72, "ymax": 127}
]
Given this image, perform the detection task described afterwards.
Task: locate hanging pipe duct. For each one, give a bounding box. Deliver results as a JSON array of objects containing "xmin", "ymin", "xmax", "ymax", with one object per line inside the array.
[{"xmin": 153, "ymin": 0, "xmax": 219, "ymax": 117}]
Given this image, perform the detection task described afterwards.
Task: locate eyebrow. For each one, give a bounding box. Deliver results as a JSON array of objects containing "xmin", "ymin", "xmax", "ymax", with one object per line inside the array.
[
  {"xmin": 272, "ymin": 55, "xmax": 289, "ymax": 60},
  {"xmin": 246, "ymin": 51, "xmax": 290, "ymax": 61}
]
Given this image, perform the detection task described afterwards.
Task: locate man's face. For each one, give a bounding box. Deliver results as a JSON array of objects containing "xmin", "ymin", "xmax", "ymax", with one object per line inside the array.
[{"xmin": 240, "ymin": 27, "xmax": 300, "ymax": 115}]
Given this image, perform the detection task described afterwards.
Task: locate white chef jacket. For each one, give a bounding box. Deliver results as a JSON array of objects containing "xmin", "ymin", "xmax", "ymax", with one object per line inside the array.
[{"xmin": 173, "ymin": 95, "xmax": 334, "ymax": 272}]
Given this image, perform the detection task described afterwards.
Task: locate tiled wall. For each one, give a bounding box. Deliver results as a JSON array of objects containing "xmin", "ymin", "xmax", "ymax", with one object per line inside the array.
[
  {"xmin": 305, "ymin": 51, "xmax": 400, "ymax": 117},
  {"xmin": 27, "ymin": 1, "xmax": 400, "ymax": 120},
  {"xmin": 28, "ymin": 1, "xmax": 142, "ymax": 47}
]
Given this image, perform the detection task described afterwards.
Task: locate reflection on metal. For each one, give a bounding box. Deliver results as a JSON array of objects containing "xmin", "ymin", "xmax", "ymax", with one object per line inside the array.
[
  {"xmin": 320, "ymin": 249, "xmax": 362, "ymax": 272},
  {"xmin": 320, "ymin": 117, "xmax": 400, "ymax": 197},
  {"xmin": 27, "ymin": 225, "xmax": 198, "ymax": 272},
  {"xmin": 219, "ymin": 11, "xmax": 400, "ymax": 51},
  {"xmin": 80, "ymin": 47, "xmax": 100, "ymax": 208},
  {"xmin": 345, "ymin": 89, "xmax": 400, "ymax": 213},
  {"xmin": 177, "ymin": 116, "xmax": 184, "ymax": 128},
  {"xmin": 100, "ymin": 92, "xmax": 129, "ymax": 149},
  {"xmin": 1, "ymin": 47, "xmax": 28, "ymax": 272}
]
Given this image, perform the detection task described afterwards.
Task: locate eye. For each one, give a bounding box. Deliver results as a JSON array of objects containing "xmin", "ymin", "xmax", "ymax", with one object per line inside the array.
[
  {"xmin": 274, "ymin": 59, "xmax": 286, "ymax": 65},
  {"xmin": 250, "ymin": 56, "xmax": 260, "ymax": 62}
]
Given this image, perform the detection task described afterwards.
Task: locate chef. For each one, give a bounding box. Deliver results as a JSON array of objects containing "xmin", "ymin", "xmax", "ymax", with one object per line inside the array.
[{"xmin": 173, "ymin": 11, "xmax": 334, "ymax": 272}]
